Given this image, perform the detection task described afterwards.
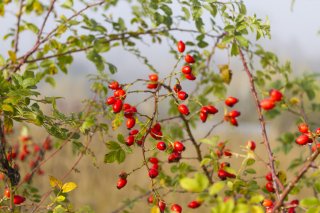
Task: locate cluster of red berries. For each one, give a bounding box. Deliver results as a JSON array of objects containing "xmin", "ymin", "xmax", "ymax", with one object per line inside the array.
[
  {"xmin": 295, "ymin": 123, "xmax": 320, "ymax": 149},
  {"xmin": 263, "ymin": 198, "xmax": 298, "ymax": 213},
  {"xmin": 178, "ymin": 41, "xmax": 196, "ymax": 81},
  {"xmin": 3, "ymin": 188, "xmax": 25, "ymax": 205},
  {"xmin": 106, "ymin": 81, "xmax": 126, "ymax": 113},
  {"xmin": 265, "ymin": 172, "xmax": 275, "ymax": 193},
  {"xmin": 224, "ymin": 97, "xmax": 240, "ymax": 126},
  {"xmin": 260, "ymin": 89, "xmax": 283, "ymax": 111},
  {"xmin": 148, "ymin": 157, "xmax": 159, "ymax": 179},
  {"xmin": 147, "ymin": 74, "xmax": 159, "ymax": 89}
]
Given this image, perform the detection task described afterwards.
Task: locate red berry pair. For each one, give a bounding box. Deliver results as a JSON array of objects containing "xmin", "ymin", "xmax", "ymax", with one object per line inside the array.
[
  {"xmin": 147, "ymin": 74, "xmax": 159, "ymax": 89},
  {"xmin": 260, "ymin": 89, "xmax": 283, "ymax": 111},
  {"xmin": 200, "ymin": 105, "xmax": 218, "ymax": 123},
  {"xmin": 148, "ymin": 157, "xmax": 159, "ymax": 179}
]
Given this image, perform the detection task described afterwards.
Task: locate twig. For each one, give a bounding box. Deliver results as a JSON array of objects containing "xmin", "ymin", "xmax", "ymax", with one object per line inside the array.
[
  {"xmin": 238, "ymin": 47, "xmax": 281, "ymax": 198},
  {"xmin": 202, "ymin": 119, "xmax": 224, "ymax": 139},
  {"xmin": 13, "ymin": 0, "xmax": 25, "ymax": 53}
]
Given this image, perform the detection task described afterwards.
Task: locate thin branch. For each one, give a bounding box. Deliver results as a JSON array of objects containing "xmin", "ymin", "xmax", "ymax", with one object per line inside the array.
[
  {"xmin": 238, "ymin": 47, "xmax": 281, "ymax": 198},
  {"xmin": 272, "ymin": 149, "xmax": 320, "ymax": 212},
  {"xmin": 13, "ymin": 0, "xmax": 25, "ymax": 53},
  {"xmin": 202, "ymin": 119, "xmax": 224, "ymax": 139},
  {"xmin": 37, "ymin": 0, "xmax": 56, "ymax": 41}
]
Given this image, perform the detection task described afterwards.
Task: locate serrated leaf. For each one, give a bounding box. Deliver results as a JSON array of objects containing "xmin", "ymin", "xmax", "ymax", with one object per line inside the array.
[
  {"xmin": 300, "ymin": 197, "xmax": 320, "ymax": 207},
  {"xmin": 61, "ymin": 182, "xmax": 77, "ymax": 193},
  {"xmin": 180, "ymin": 173, "xmax": 209, "ymax": 193}
]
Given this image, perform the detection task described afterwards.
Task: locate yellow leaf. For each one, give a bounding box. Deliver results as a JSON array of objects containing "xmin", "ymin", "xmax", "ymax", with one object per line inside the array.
[
  {"xmin": 8, "ymin": 50, "xmax": 16, "ymax": 63},
  {"xmin": 150, "ymin": 205, "xmax": 159, "ymax": 213},
  {"xmin": 62, "ymin": 182, "xmax": 77, "ymax": 193},
  {"xmin": 49, "ymin": 176, "xmax": 63, "ymax": 188},
  {"xmin": 218, "ymin": 64, "xmax": 232, "ymax": 84},
  {"xmin": 217, "ymin": 43, "xmax": 227, "ymax": 49}
]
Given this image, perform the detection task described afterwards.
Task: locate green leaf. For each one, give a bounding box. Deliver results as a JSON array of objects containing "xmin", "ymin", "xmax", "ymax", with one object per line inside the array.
[
  {"xmin": 179, "ymin": 173, "xmax": 209, "ymax": 193},
  {"xmin": 300, "ymin": 197, "xmax": 320, "ymax": 208},
  {"xmin": 62, "ymin": 182, "xmax": 77, "ymax": 193},
  {"xmin": 199, "ymin": 135, "xmax": 219, "ymax": 146},
  {"xmin": 209, "ymin": 181, "xmax": 225, "ymax": 195},
  {"xmin": 55, "ymin": 195, "xmax": 66, "ymax": 202},
  {"xmin": 249, "ymin": 195, "xmax": 264, "ymax": 204},
  {"xmin": 231, "ymin": 42, "xmax": 239, "ymax": 56}
]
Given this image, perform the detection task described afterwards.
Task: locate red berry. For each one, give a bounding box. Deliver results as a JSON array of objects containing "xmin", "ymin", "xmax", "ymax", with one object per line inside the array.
[
  {"xmin": 158, "ymin": 200, "xmax": 166, "ymax": 213},
  {"xmin": 263, "ymin": 199, "xmax": 274, "ymax": 207},
  {"xmin": 220, "ymin": 162, "xmax": 230, "ymax": 169},
  {"xmin": 178, "ymin": 104, "xmax": 189, "ymax": 115},
  {"xmin": 157, "ymin": 142, "xmax": 166, "ymax": 151},
  {"xmin": 147, "ymin": 83, "xmax": 158, "ymax": 89},
  {"xmin": 229, "ymin": 117, "xmax": 238, "ymax": 126},
  {"xmin": 129, "ymin": 129, "xmax": 139, "ymax": 135},
  {"xmin": 148, "ymin": 169, "xmax": 159, "ymax": 179},
  {"xmin": 147, "ymin": 195, "xmax": 154, "ymax": 204},
  {"xmin": 181, "ymin": 65, "xmax": 192, "ymax": 74},
  {"xmin": 126, "ymin": 117, "xmax": 136, "ymax": 129},
  {"xmin": 173, "ymin": 84, "xmax": 182, "ymax": 93},
  {"xmin": 149, "ymin": 74, "xmax": 158, "ymax": 82},
  {"xmin": 173, "ymin": 141, "xmax": 184, "ymax": 152},
  {"xmin": 298, "ymin": 123, "xmax": 309, "ymax": 134},
  {"xmin": 295, "ymin": 134, "xmax": 312, "ymax": 145},
  {"xmin": 225, "ymin": 97, "xmax": 238, "ymax": 107},
  {"xmin": 223, "ymin": 149, "xmax": 232, "ymax": 157},
  {"xmin": 153, "ymin": 123, "xmax": 162, "ymax": 132},
  {"xmin": 266, "ymin": 172, "xmax": 273, "ymax": 181},
  {"xmin": 4, "ymin": 188, "xmax": 10, "ymax": 198},
  {"xmin": 168, "ymin": 152, "xmax": 181, "ymax": 163},
  {"xmin": 184, "ymin": 73, "xmax": 196, "ymax": 80},
  {"xmin": 185, "ymin": 54, "xmax": 195, "ymax": 63},
  {"xmin": 150, "ymin": 129, "xmax": 163, "ymax": 140},
  {"xmin": 126, "ymin": 135, "xmax": 135, "ymax": 146},
  {"xmin": 117, "ymin": 178, "xmax": 127, "ymax": 189},
  {"xmin": 312, "ymin": 143, "xmax": 320, "ymax": 152},
  {"xmin": 114, "ymin": 89, "xmax": 126, "ymax": 99},
  {"xmin": 151, "ymin": 163, "xmax": 159, "ymax": 170},
  {"xmin": 199, "ymin": 111, "xmax": 208, "ymax": 123},
  {"xmin": 112, "ymin": 99, "xmax": 123, "ymax": 113},
  {"xmin": 108, "ymin": 81, "xmax": 120, "ymax": 90},
  {"xmin": 177, "ymin": 91, "xmax": 188, "ymax": 100},
  {"xmin": 247, "ymin": 140, "xmax": 256, "ymax": 151},
  {"xmin": 218, "ymin": 169, "xmax": 228, "ymax": 180},
  {"xmin": 106, "ymin": 96, "xmax": 116, "ymax": 105},
  {"xmin": 13, "ymin": 195, "xmax": 25, "ymax": 205},
  {"xmin": 315, "ymin": 128, "xmax": 320, "ymax": 135},
  {"xmin": 206, "ymin": 105, "xmax": 218, "ymax": 114},
  {"xmin": 260, "ymin": 99, "xmax": 275, "ymax": 111},
  {"xmin": 266, "ymin": 181, "xmax": 275, "ymax": 193},
  {"xmin": 228, "ymin": 110, "xmax": 241, "ymax": 118},
  {"xmin": 269, "ymin": 89, "xmax": 283, "ymax": 102},
  {"xmin": 171, "ymin": 204, "xmax": 182, "ymax": 213},
  {"xmin": 188, "ymin": 200, "xmax": 201, "ymax": 209},
  {"xmin": 177, "ymin": 41, "xmax": 185, "ymax": 53},
  {"xmin": 149, "ymin": 157, "xmax": 159, "ymax": 164}
]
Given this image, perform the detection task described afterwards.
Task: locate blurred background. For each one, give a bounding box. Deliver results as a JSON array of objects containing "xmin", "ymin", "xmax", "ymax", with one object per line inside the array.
[{"xmin": 1, "ymin": 0, "xmax": 320, "ymax": 212}]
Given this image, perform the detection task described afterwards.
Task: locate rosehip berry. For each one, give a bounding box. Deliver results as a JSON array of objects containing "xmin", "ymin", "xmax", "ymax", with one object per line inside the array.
[
  {"xmin": 224, "ymin": 149, "xmax": 232, "ymax": 157},
  {"xmin": 177, "ymin": 41, "xmax": 185, "ymax": 53},
  {"xmin": 151, "ymin": 163, "xmax": 159, "ymax": 170},
  {"xmin": 199, "ymin": 111, "xmax": 208, "ymax": 123},
  {"xmin": 126, "ymin": 135, "xmax": 135, "ymax": 146},
  {"xmin": 149, "ymin": 157, "xmax": 159, "ymax": 164},
  {"xmin": 206, "ymin": 105, "xmax": 218, "ymax": 114},
  {"xmin": 181, "ymin": 65, "xmax": 192, "ymax": 74},
  {"xmin": 13, "ymin": 195, "xmax": 26, "ymax": 205},
  {"xmin": 312, "ymin": 144, "xmax": 320, "ymax": 152},
  {"xmin": 260, "ymin": 99, "xmax": 275, "ymax": 111},
  {"xmin": 150, "ymin": 129, "xmax": 163, "ymax": 140},
  {"xmin": 114, "ymin": 89, "xmax": 126, "ymax": 99},
  {"xmin": 158, "ymin": 200, "xmax": 166, "ymax": 213},
  {"xmin": 262, "ymin": 199, "xmax": 274, "ymax": 207},
  {"xmin": 265, "ymin": 172, "xmax": 273, "ymax": 181},
  {"xmin": 177, "ymin": 91, "xmax": 188, "ymax": 100},
  {"xmin": 188, "ymin": 200, "xmax": 201, "ymax": 209},
  {"xmin": 178, "ymin": 104, "xmax": 189, "ymax": 115},
  {"xmin": 147, "ymin": 195, "xmax": 154, "ymax": 204},
  {"xmin": 157, "ymin": 142, "xmax": 166, "ymax": 151},
  {"xmin": 269, "ymin": 89, "xmax": 283, "ymax": 102},
  {"xmin": 126, "ymin": 117, "xmax": 136, "ymax": 129},
  {"xmin": 149, "ymin": 74, "xmax": 159, "ymax": 82},
  {"xmin": 148, "ymin": 168, "xmax": 159, "ymax": 179},
  {"xmin": 266, "ymin": 181, "xmax": 275, "ymax": 193},
  {"xmin": 108, "ymin": 81, "xmax": 120, "ymax": 90},
  {"xmin": 295, "ymin": 134, "xmax": 312, "ymax": 145},
  {"xmin": 129, "ymin": 129, "xmax": 139, "ymax": 135},
  {"xmin": 229, "ymin": 117, "xmax": 238, "ymax": 126},
  {"xmin": 117, "ymin": 178, "xmax": 127, "ymax": 189},
  {"xmin": 171, "ymin": 204, "xmax": 182, "ymax": 213},
  {"xmin": 153, "ymin": 123, "xmax": 161, "ymax": 132},
  {"xmin": 298, "ymin": 123, "xmax": 309, "ymax": 134},
  {"xmin": 4, "ymin": 188, "xmax": 10, "ymax": 198},
  {"xmin": 147, "ymin": 83, "xmax": 158, "ymax": 89},
  {"xmin": 168, "ymin": 152, "xmax": 181, "ymax": 163},
  {"xmin": 173, "ymin": 141, "xmax": 184, "ymax": 152},
  {"xmin": 247, "ymin": 140, "xmax": 256, "ymax": 151},
  {"xmin": 112, "ymin": 99, "xmax": 123, "ymax": 113},
  {"xmin": 218, "ymin": 169, "xmax": 230, "ymax": 180},
  {"xmin": 173, "ymin": 84, "xmax": 182, "ymax": 93},
  {"xmin": 225, "ymin": 96, "xmax": 238, "ymax": 107},
  {"xmin": 185, "ymin": 54, "xmax": 195, "ymax": 63},
  {"xmin": 228, "ymin": 110, "xmax": 241, "ymax": 118},
  {"xmin": 106, "ymin": 96, "xmax": 116, "ymax": 105},
  {"xmin": 184, "ymin": 73, "xmax": 196, "ymax": 80}
]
